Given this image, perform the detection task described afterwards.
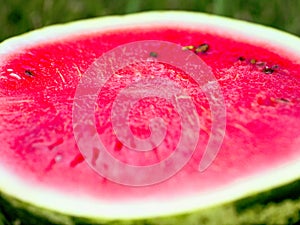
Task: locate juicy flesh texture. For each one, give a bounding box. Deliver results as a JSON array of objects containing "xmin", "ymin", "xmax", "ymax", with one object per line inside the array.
[{"xmin": 0, "ymin": 27, "xmax": 300, "ymax": 202}]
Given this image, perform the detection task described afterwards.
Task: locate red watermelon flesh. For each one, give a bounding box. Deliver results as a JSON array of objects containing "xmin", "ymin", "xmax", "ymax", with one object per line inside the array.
[{"xmin": 0, "ymin": 24, "xmax": 300, "ymax": 206}]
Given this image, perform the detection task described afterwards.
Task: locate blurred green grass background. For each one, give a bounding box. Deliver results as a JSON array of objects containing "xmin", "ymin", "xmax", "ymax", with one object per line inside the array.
[{"xmin": 0, "ymin": 0, "xmax": 300, "ymax": 42}]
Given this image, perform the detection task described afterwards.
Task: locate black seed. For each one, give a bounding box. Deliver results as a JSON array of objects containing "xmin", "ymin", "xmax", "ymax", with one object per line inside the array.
[
  {"xmin": 263, "ymin": 66, "xmax": 274, "ymax": 74},
  {"xmin": 149, "ymin": 52, "xmax": 158, "ymax": 58},
  {"xmin": 238, "ymin": 56, "xmax": 245, "ymax": 61},
  {"xmin": 277, "ymin": 98, "xmax": 290, "ymax": 103},
  {"xmin": 24, "ymin": 70, "xmax": 34, "ymax": 77},
  {"xmin": 195, "ymin": 43, "xmax": 209, "ymax": 53}
]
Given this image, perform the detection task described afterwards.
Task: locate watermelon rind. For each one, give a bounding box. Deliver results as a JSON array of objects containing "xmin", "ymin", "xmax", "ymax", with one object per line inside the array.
[{"xmin": 1, "ymin": 180, "xmax": 300, "ymax": 224}]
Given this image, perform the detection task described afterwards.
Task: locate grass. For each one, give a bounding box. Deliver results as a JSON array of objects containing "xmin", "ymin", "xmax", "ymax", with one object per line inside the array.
[{"xmin": 0, "ymin": 0, "xmax": 300, "ymax": 42}]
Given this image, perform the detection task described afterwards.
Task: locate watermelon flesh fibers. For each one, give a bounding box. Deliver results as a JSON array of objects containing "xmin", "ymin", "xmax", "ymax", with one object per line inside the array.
[{"xmin": 0, "ymin": 13, "xmax": 300, "ymax": 223}]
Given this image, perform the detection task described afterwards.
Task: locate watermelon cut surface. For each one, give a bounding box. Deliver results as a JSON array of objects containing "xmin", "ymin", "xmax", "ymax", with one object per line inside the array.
[{"xmin": 0, "ymin": 11, "xmax": 300, "ymax": 224}]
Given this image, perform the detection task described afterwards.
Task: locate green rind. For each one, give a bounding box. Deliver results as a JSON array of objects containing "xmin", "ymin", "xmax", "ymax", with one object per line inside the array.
[{"xmin": 1, "ymin": 179, "xmax": 299, "ymax": 224}]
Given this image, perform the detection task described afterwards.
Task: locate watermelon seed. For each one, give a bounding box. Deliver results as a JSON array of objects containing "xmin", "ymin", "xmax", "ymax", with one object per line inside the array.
[
  {"xmin": 238, "ymin": 57, "xmax": 278, "ymax": 74},
  {"xmin": 274, "ymin": 97, "xmax": 290, "ymax": 103},
  {"xmin": 149, "ymin": 51, "xmax": 158, "ymax": 58},
  {"xmin": 263, "ymin": 66, "xmax": 274, "ymax": 74},
  {"xmin": 182, "ymin": 45, "xmax": 195, "ymax": 51},
  {"xmin": 9, "ymin": 73, "xmax": 22, "ymax": 80},
  {"xmin": 24, "ymin": 70, "xmax": 34, "ymax": 77},
  {"xmin": 258, "ymin": 96, "xmax": 290, "ymax": 106},
  {"xmin": 195, "ymin": 43, "xmax": 209, "ymax": 54},
  {"xmin": 255, "ymin": 61, "xmax": 266, "ymax": 67}
]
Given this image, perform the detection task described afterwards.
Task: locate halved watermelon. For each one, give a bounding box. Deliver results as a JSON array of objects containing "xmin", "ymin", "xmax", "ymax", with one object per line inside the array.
[{"xmin": 0, "ymin": 11, "xmax": 300, "ymax": 224}]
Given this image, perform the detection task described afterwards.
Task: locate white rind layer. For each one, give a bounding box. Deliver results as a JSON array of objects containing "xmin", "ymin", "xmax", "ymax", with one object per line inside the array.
[
  {"xmin": 0, "ymin": 157, "xmax": 299, "ymax": 219},
  {"xmin": 0, "ymin": 11, "xmax": 299, "ymax": 220}
]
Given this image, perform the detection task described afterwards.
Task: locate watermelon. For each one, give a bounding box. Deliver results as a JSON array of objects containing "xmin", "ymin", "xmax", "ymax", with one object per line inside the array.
[{"xmin": 0, "ymin": 11, "xmax": 300, "ymax": 224}]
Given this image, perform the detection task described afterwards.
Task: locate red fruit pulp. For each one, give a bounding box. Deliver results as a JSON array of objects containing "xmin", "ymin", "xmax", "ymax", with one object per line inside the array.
[{"xmin": 0, "ymin": 26, "xmax": 300, "ymax": 202}]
